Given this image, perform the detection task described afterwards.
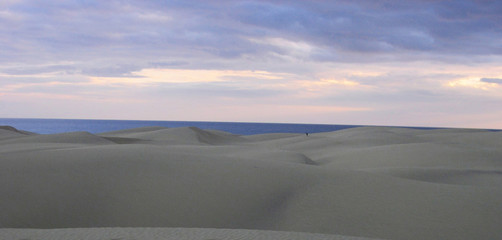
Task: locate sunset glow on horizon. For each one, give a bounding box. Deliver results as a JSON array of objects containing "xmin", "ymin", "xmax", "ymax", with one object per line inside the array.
[{"xmin": 1, "ymin": 1, "xmax": 502, "ymax": 129}]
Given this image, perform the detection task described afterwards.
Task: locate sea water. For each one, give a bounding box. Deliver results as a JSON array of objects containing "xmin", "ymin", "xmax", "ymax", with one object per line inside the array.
[{"xmin": 0, "ymin": 118, "xmax": 361, "ymax": 135}]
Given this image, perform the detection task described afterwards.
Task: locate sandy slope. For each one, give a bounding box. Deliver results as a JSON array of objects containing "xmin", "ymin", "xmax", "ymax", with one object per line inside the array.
[
  {"xmin": 1, "ymin": 126, "xmax": 501, "ymax": 240},
  {"xmin": 0, "ymin": 228, "xmax": 379, "ymax": 240}
]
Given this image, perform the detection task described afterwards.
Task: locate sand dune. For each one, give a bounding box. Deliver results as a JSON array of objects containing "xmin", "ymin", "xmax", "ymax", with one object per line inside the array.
[
  {"xmin": 99, "ymin": 126, "xmax": 247, "ymax": 145},
  {"xmin": 1, "ymin": 131, "xmax": 114, "ymax": 145},
  {"xmin": 0, "ymin": 126, "xmax": 36, "ymax": 135},
  {"xmin": 0, "ymin": 228, "xmax": 380, "ymax": 240},
  {"xmin": 1, "ymin": 126, "xmax": 501, "ymax": 240},
  {"xmin": 369, "ymin": 168, "xmax": 502, "ymax": 186},
  {"xmin": 0, "ymin": 126, "xmax": 34, "ymax": 140}
]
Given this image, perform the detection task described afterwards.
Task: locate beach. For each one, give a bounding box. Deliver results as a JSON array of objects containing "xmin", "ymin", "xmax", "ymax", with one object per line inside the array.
[{"xmin": 1, "ymin": 125, "xmax": 501, "ymax": 240}]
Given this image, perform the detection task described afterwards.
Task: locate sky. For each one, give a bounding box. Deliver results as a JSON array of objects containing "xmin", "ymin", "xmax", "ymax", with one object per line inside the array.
[{"xmin": 1, "ymin": 0, "xmax": 502, "ymax": 129}]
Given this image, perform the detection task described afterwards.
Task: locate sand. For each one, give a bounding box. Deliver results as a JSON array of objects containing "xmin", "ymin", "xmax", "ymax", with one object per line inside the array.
[
  {"xmin": 0, "ymin": 228, "xmax": 378, "ymax": 240},
  {"xmin": 0, "ymin": 125, "xmax": 501, "ymax": 240}
]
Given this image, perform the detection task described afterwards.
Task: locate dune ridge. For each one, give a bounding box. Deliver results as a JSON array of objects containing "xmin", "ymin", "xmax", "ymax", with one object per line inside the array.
[
  {"xmin": 0, "ymin": 126, "xmax": 35, "ymax": 140},
  {"xmin": 98, "ymin": 126, "xmax": 247, "ymax": 145},
  {"xmin": 1, "ymin": 126, "xmax": 501, "ymax": 240}
]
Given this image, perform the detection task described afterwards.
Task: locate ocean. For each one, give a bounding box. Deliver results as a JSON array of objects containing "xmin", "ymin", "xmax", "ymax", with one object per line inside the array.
[{"xmin": 0, "ymin": 118, "xmax": 363, "ymax": 135}]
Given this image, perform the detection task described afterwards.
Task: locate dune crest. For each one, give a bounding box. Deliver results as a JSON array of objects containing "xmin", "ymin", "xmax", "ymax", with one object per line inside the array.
[
  {"xmin": 0, "ymin": 126, "xmax": 36, "ymax": 140},
  {"xmin": 100, "ymin": 126, "xmax": 247, "ymax": 145}
]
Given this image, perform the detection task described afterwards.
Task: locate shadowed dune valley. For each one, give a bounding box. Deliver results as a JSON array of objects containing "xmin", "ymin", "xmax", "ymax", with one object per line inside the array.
[{"xmin": 1, "ymin": 125, "xmax": 502, "ymax": 240}]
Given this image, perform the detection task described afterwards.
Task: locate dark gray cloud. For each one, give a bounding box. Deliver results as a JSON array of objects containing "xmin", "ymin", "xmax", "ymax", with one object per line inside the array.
[
  {"xmin": 480, "ymin": 78, "xmax": 502, "ymax": 84},
  {"xmin": 1, "ymin": 0, "xmax": 501, "ymax": 69}
]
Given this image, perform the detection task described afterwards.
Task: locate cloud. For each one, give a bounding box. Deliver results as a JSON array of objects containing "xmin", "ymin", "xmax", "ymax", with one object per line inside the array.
[
  {"xmin": 81, "ymin": 64, "xmax": 144, "ymax": 77},
  {"xmin": 480, "ymin": 78, "xmax": 502, "ymax": 84},
  {"xmin": 247, "ymin": 37, "xmax": 337, "ymax": 62},
  {"xmin": 6, "ymin": 81, "xmax": 117, "ymax": 97},
  {"xmin": 233, "ymin": 0, "xmax": 502, "ymax": 57},
  {"xmin": 86, "ymin": 68, "xmax": 293, "ymax": 89},
  {"xmin": 2, "ymin": 0, "xmax": 502, "ymax": 128},
  {"xmin": 149, "ymin": 61, "xmax": 189, "ymax": 68},
  {"xmin": 150, "ymin": 82, "xmax": 285, "ymax": 99},
  {"xmin": 2, "ymin": 0, "xmax": 502, "ymax": 68},
  {"xmin": 0, "ymin": 64, "xmax": 76, "ymax": 75}
]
